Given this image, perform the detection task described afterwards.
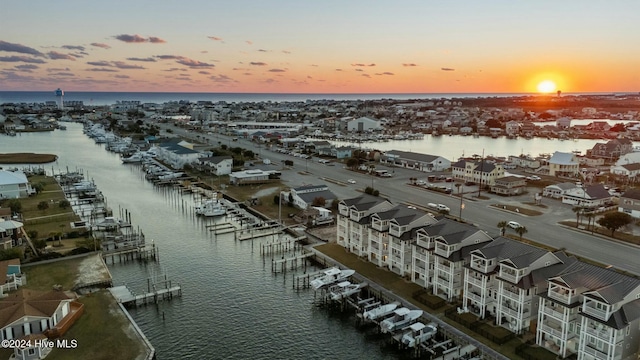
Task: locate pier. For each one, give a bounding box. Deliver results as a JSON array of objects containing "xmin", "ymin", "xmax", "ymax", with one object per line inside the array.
[
  {"xmin": 102, "ymin": 243, "xmax": 159, "ymax": 264},
  {"xmin": 271, "ymin": 252, "xmax": 314, "ymax": 273},
  {"xmin": 109, "ymin": 274, "xmax": 182, "ymax": 308}
]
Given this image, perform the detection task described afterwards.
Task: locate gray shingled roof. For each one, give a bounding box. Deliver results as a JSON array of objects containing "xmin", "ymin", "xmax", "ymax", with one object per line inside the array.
[
  {"xmin": 549, "ymin": 151, "xmax": 577, "ymax": 165},
  {"xmin": 385, "ymin": 150, "xmax": 441, "ymax": 163},
  {"xmin": 341, "ymin": 194, "xmax": 391, "ymax": 211},
  {"xmin": 475, "ymin": 237, "xmax": 549, "ymax": 268},
  {"xmin": 424, "ymin": 218, "xmax": 482, "ymax": 245}
]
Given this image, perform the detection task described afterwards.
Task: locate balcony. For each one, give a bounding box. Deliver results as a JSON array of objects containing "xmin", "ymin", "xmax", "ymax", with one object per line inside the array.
[
  {"xmin": 470, "ymin": 261, "xmax": 491, "ymax": 273},
  {"xmin": 466, "ymin": 276, "xmax": 485, "ymax": 288},
  {"xmin": 501, "ymin": 305, "xmax": 527, "ymax": 318},
  {"xmin": 581, "ymin": 344, "xmax": 613, "ymax": 360},
  {"xmin": 416, "ymin": 238, "xmax": 433, "ymax": 250},
  {"xmin": 501, "ymin": 288, "xmax": 522, "ymax": 302},
  {"xmin": 414, "ymin": 252, "xmax": 427, "ymax": 262},
  {"xmin": 547, "ymin": 287, "xmax": 576, "ymax": 304},
  {"xmin": 338, "ymin": 206, "xmax": 349, "ymax": 217},
  {"xmin": 582, "ymin": 304, "xmax": 609, "ymax": 321},
  {"xmin": 542, "ymin": 306, "xmax": 567, "ymax": 320},
  {"xmin": 371, "ymin": 220, "xmax": 389, "ymax": 232},
  {"xmin": 499, "ymin": 271, "xmax": 519, "ymax": 284},
  {"xmin": 585, "ymin": 326, "xmax": 613, "ymax": 341},
  {"xmin": 466, "ymin": 291, "xmax": 483, "ymax": 304},
  {"xmin": 539, "ymin": 323, "xmax": 565, "ymax": 339}
]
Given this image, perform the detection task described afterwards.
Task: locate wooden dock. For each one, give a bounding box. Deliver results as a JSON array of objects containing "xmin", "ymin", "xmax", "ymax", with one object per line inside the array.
[
  {"xmin": 271, "ymin": 252, "xmax": 314, "ymax": 273},
  {"xmin": 102, "ymin": 244, "xmax": 159, "ymax": 264},
  {"xmin": 109, "ymin": 284, "xmax": 182, "ymax": 307}
]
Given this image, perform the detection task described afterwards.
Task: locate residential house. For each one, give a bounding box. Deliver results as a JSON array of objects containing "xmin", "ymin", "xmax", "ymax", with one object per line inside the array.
[
  {"xmin": 155, "ymin": 139, "xmax": 202, "ymax": 169},
  {"xmin": 451, "ymin": 160, "xmax": 505, "ymax": 186},
  {"xmin": 0, "ymin": 219, "xmax": 24, "ymax": 248},
  {"xmin": 305, "ymin": 140, "xmax": 332, "ymax": 155},
  {"xmin": 0, "ymin": 171, "xmax": 36, "ymax": 199},
  {"xmin": 198, "ymin": 156, "xmax": 233, "ymax": 176},
  {"xmin": 288, "ymin": 185, "xmax": 336, "ymax": 210},
  {"xmin": 610, "ymin": 162, "xmax": 640, "ymax": 182},
  {"xmin": 333, "ymin": 146, "xmax": 355, "ymax": 159},
  {"xmin": 229, "ymin": 169, "xmax": 280, "ymax": 185},
  {"xmin": 0, "ymin": 289, "xmax": 82, "ymax": 342},
  {"xmin": 380, "ymin": 150, "xmax": 451, "ymax": 172},
  {"xmin": 336, "ymin": 195, "xmax": 393, "ymax": 257},
  {"xmin": 505, "ymin": 121, "xmax": 520, "ymax": 136},
  {"xmin": 491, "ymin": 176, "xmax": 527, "ymax": 196},
  {"xmin": 543, "ymin": 183, "xmax": 579, "ymax": 199},
  {"xmin": 537, "ymin": 261, "xmax": 640, "ymax": 360},
  {"xmin": 548, "ymin": 152, "xmax": 580, "ymax": 177},
  {"xmin": 586, "ymin": 139, "xmax": 634, "ymax": 161},
  {"xmin": 429, "ymin": 219, "xmax": 493, "ymax": 302},
  {"xmin": 367, "ymin": 206, "xmax": 436, "ymax": 275},
  {"xmin": 347, "ymin": 117, "xmax": 382, "ymax": 132},
  {"xmin": 561, "ymin": 184, "xmax": 612, "ymax": 207},
  {"xmin": 508, "ymin": 155, "xmax": 541, "ymax": 169},
  {"xmin": 618, "ymin": 189, "xmax": 640, "ymax": 218}
]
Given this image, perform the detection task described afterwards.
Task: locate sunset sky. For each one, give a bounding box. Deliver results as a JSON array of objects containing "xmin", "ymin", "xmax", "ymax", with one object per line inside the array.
[{"xmin": 1, "ymin": 1, "xmax": 639, "ymax": 94}]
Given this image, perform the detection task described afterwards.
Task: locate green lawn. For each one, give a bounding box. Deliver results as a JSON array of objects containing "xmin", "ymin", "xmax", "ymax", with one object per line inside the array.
[{"xmin": 22, "ymin": 257, "xmax": 85, "ymax": 291}]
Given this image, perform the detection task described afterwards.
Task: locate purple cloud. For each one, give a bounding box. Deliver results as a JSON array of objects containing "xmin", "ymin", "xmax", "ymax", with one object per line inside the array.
[
  {"xmin": 48, "ymin": 51, "xmax": 76, "ymax": 61},
  {"xmin": 86, "ymin": 68, "xmax": 119, "ymax": 72},
  {"xmin": 114, "ymin": 34, "xmax": 148, "ymax": 43},
  {"xmin": 91, "ymin": 42, "xmax": 111, "ymax": 49},
  {"xmin": 50, "ymin": 72, "xmax": 75, "ymax": 77},
  {"xmin": 250, "ymin": 62, "xmax": 267, "ymax": 66},
  {"xmin": 208, "ymin": 36, "xmax": 223, "ymax": 41},
  {"xmin": 62, "ymin": 45, "xmax": 85, "ymax": 51},
  {"xmin": 15, "ymin": 64, "xmax": 39, "ymax": 71},
  {"xmin": 403, "ymin": 63, "xmax": 418, "ymax": 67},
  {"xmin": 112, "ymin": 61, "xmax": 145, "ymax": 69},
  {"xmin": 351, "ymin": 63, "xmax": 376, "ymax": 67},
  {"xmin": 441, "ymin": 67, "xmax": 455, "ymax": 71},
  {"xmin": 87, "ymin": 61, "xmax": 112, "ymax": 66},
  {"xmin": 209, "ymin": 74, "xmax": 234, "ymax": 83},
  {"xmin": 198, "ymin": 71, "xmax": 211, "ymax": 75},
  {"xmin": 114, "ymin": 75, "xmax": 130, "ymax": 79},
  {"xmin": 127, "ymin": 57, "xmax": 157, "ymax": 62},
  {"xmin": 375, "ymin": 72, "xmax": 394, "ymax": 76},
  {"xmin": 155, "ymin": 55, "xmax": 182, "ymax": 60},
  {"xmin": 268, "ymin": 69, "xmax": 286, "ymax": 72},
  {"xmin": 148, "ymin": 37, "xmax": 166, "ymax": 43},
  {"xmin": 0, "ymin": 56, "xmax": 46, "ymax": 63},
  {"xmin": 0, "ymin": 40, "xmax": 44, "ymax": 57},
  {"xmin": 47, "ymin": 67, "xmax": 70, "ymax": 72},
  {"xmin": 176, "ymin": 58, "xmax": 214, "ymax": 68}
]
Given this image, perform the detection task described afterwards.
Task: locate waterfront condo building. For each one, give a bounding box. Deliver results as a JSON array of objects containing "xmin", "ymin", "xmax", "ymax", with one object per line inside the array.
[
  {"xmin": 429, "ymin": 219, "xmax": 493, "ymax": 302},
  {"xmin": 367, "ymin": 205, "xmax": 436, "ymax": 276},
  {"xmin": 451, "ymin": 160, "xmax": 505, "ymax": 186},
  {"xmin": 336, "ymin": 195, "xmax": 392, "ymax": 257},
  {"xmin": 537, "ymin": 261, "xmax": 640, "ymax": 360},
  {"xmin": 462, "ymin": 237, "xmax": 570, "ymax": 334}
]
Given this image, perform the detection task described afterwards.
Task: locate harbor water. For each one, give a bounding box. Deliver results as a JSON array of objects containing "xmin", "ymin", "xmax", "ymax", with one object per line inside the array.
[{"xmin": 0, "ymin": 124, "xmax": 407, "ymax": 359}]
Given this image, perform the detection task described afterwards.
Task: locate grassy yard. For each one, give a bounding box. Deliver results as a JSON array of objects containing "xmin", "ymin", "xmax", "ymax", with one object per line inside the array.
[
  {"xmin": 46, "ymin": 290, "xmax": 147, "ymax": 360},
  {"xmin": 0, "ymin": 153, "xmax": 57, "ymax": 164},
  {"xmin": 22, "ymin": 257, "xmax": 86, "ymax": 291}
]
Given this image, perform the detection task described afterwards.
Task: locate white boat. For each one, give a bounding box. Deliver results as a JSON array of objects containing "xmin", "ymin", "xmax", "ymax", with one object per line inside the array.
[
  {"xmin": 401, "ymin": 322, "xmax": 438, "ymax": 348},
  {"xmin": 195, "ymin": 200, "xmax": 226, "ymax": 217},
  {"xmin": 122, "ymin": 152, "xmax": 144, "ymax": 163},
  {"xmin": 328, "ymin": 281, "xmax": 366, "ymax": 301},
  {"xmin": 362, "ymin": 302, "xmax": 399, "ymax": 322},
  {"xmin": 380, "ymin": 308, "xmax": 423, "ymax": 333},
  {"xmin": 310, "ymin": 267, "xmax": 356, "ymax": 290}
]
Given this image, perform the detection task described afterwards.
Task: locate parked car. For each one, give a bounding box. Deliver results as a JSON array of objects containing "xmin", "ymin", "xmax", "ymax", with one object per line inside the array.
[
  {"xmin": 436, "ymin": 204, "xmax": 450, "ymax": 212},
  {"xmin": 507, "ymin": 221, "xmax": 521, "ymax": 229},
  {"xmin": 347, "ymin": 179, "xmax": 356, "ymax": 184}
]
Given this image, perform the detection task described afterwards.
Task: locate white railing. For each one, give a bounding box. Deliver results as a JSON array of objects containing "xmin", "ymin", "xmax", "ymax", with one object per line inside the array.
[
  {"xmin": 499, "ymin": 271, "xmax": 519, "ymax": 283},
  {"xmin": 539, "ymin": 323, "xmax": 564, "ymax": 339},
  {"xmin": 466, "ymin": 292, "xmax": 483, "ymax": 304},
  {"xmin": 416, "ymin": 238, "xmax": 433, "ymax": 249},
  {"xmin": 466, "ymin": 276, "xmax": 485, "ymax": 288},
  {"xmin": 581, "ymin": 344, "xmax": 610, "ymax": 359},
  {"xmin": 543, "ymin": 306, "xmax": 566, "ymax": 320},
  {"xmin": 585, "ymin": 327, "xmax": 613, "ymax": 341},
  {"xmin": 501, "ymin": 288, "xmax": 522, "ymax": 302},
  {"xmin": 548, "ymin": 289, "xmax": 572, "ymax": 304},
  {"xmin": 582, "ymin": 305, "xmax": 608, "ymax": 321},
  {"xmin": 470, "ymin": 261, "xmax": 491, "ymax": 273}
]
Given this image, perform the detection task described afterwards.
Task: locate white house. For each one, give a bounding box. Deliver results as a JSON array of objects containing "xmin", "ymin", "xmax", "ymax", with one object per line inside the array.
[
  {"xmin": 199, "ymin": 156, "xmax": 233, "ymax": 176},
  {"xmin": 380, "ymin": 151, "xmax": 450, "ymax": 172},
  {"xmin": 548, "ymin": 152, "xmax": 580, "ymax": 177},
  {"xmin": 0, "ymin": 170, "xmax": 35, "ymax": 199},
  {"xmin": 561, "ymin": 184, "xmax": 612, "ymax": 207},
  {"xmin": 155, "ymin": 139, "xmax": 202, "ymax": 169},
  {"xmin": 543, "ymin": 182, "xmax": 579, "ymax": 199},
  {"xmin": 288, "ymin": 185, "xmax": 336, "ymax": 210}
]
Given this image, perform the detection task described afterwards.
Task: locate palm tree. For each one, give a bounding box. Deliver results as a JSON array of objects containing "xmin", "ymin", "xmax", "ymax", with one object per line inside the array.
[
  {"xmin": 572, "ymin": 206, "xmax": 584, "ymax": 226},
  {"xmin": 515, "ymin": 226, "xmax": 528, "ymax": 240},
  {"xmin": 497, "ymin": 221, "xmax": 507, "ymax": 236},
  {"xmin": 584, "ymin": 212, "xmax": 595, "ymax": 233}
]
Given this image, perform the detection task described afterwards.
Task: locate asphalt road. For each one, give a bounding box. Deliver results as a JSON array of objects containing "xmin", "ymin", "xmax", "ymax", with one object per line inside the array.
[{"xmin": 158, "ymin": 124, "xmax": 640, "ymax": 275}]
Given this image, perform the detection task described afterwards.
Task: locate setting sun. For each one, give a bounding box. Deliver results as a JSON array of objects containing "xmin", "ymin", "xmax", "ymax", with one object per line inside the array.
[{"xmin": 537, "ymin": 80, "xmax": 557, "ymax": 93}]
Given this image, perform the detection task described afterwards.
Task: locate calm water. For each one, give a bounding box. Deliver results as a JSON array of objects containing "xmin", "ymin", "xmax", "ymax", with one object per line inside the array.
[{"xmin": 0, "ymin": 124, "xmax": 401, "ymax": 360}]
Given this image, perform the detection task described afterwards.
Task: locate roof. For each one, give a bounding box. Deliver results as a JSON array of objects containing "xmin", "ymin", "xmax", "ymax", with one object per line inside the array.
[
  {"xmin": 297, "ymin": 190, "xmax": 337, "ymax": 204},
  {"xmin": 546, "ymin": 182, "xmax": 578, "ymax": 191},
  {"xmin": 0, "ymin": 170, "xmax": 28, "ymax": 186},
  {"xmin": 0, "ymin": 289, "xmax": 73, "ymax": 328},
  {"xmin": 424, "ymin": 218, "xmax": 484, "ymax": 245},
  {"xmin": 199, "ymin": 155, "xmax": 232, "ymax": 164},
  {"xmin": 451, "ymin": 160, "xmax": 497, "ymax": 173},
  {"xmin": 621, "ymin": 189, "xmax": 640, "ymax": 200},
  {"xmin": 621, "ymin": 163, "xmax": 640, "ymax": 171},
  {"xmin": 293, "ymin": 184, "xmax": 328, "ymax": 192},
  {"xmin": 585, "ymin": 184, "xmax": 612, "ymax": 199},
  {"xmin": 474, "ymin": 236, "xmax": 550, "ymax": 269},
  {"xmin": 551, "ymin": 260, "xmax": 640, "ymax": 304},
  {"xmin": 549, "ymin": 151, "xmax": 577, "ymax": 165},
  {"xmin": 384, "ymin": 150, "xmax": 443, "ymax": 163},
  {"xmin": 341, "ymin": 194, "xmax": 391, "ymax": 212}
]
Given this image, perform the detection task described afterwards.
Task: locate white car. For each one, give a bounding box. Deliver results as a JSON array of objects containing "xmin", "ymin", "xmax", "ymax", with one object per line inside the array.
[
  {"xmin": 507, "ymin": 221, "xmax": 521, "ymax": 229},
  {"xmin": 347, "ymin": 179, "xmax": 356, "ymax": 184}
]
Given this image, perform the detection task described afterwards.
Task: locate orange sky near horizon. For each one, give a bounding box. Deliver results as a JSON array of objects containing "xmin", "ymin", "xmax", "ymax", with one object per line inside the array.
[{"xmin": 1, "ymin": 1, "xmax": 639, "ymax": 94}]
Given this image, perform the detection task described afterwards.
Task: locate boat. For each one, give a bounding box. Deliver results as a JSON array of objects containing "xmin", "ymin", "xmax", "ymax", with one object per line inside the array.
[
  {"xmin": 195, "ymin": 200, "xmax": 226, "ymax": 217},
  {"xmin": 401, "ymin": 322, "xmax": 438, "ymax": 348},
  {"xmin": 310, "ymin": 267, "xmax": 356, "ymax": 290},
  {"xmin": 380, "ymin": 307, "xmax": 423, "ymax": 333},
  {"xmin": 362, "ymin": 302, "xmax": 399, "ymax": 322},
  {"xmin": 328, "ymin": 281, "xmax": 367, "ymax": 301},
  {"xmin": 122, "ymin": 152, "xmax": 144, "ymax": 163}
]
